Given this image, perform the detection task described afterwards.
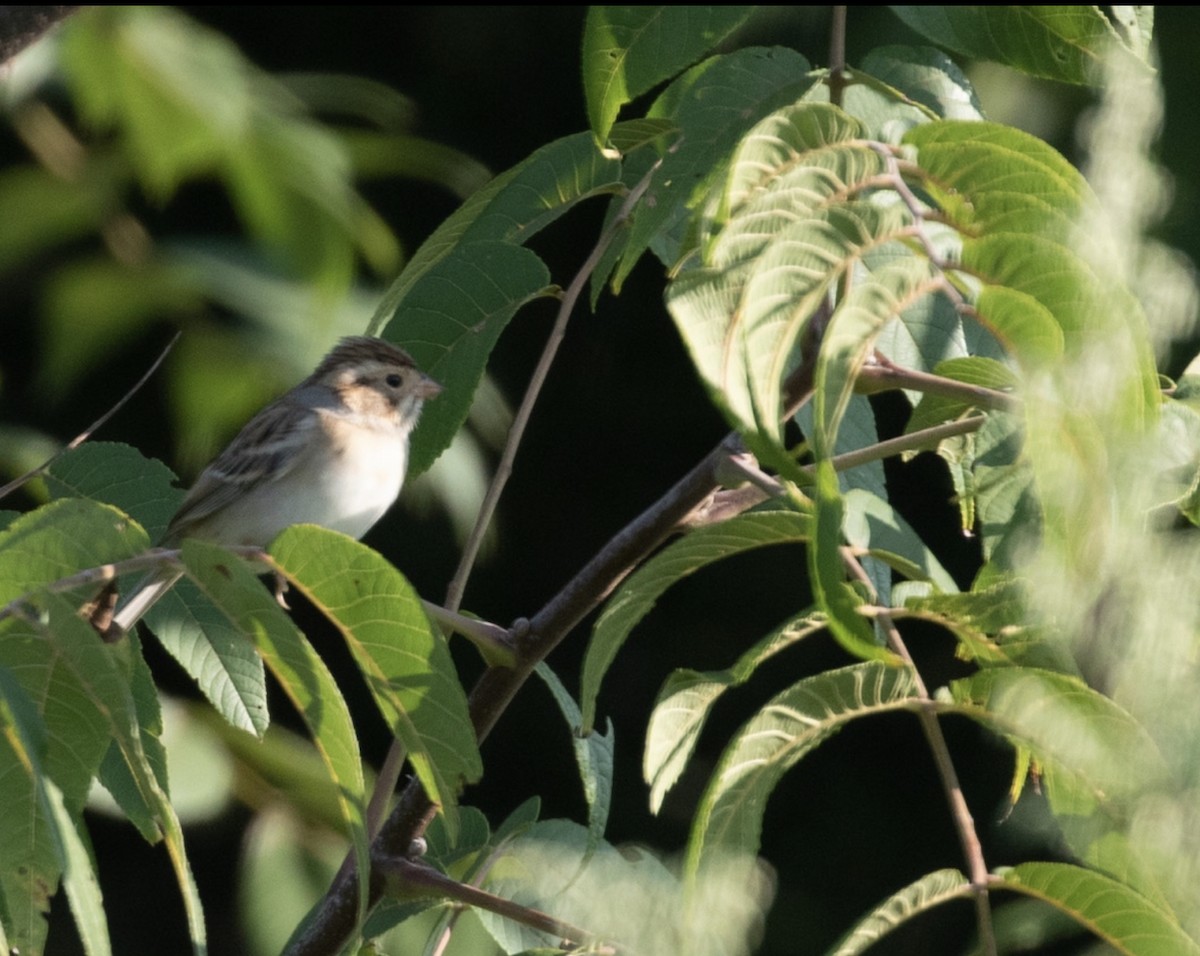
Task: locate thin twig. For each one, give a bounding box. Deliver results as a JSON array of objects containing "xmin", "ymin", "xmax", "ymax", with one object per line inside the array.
[
  {"xmin": 683, "ymin": 414, "xmax": 987, "ymax": 529},
  {"xmin": 0, "ymin": 544, "xmax": 272, "ymax": 623},
  {"xmin": 419, "ymin": 599, "xmax": 515, "ymax": 665},
  {"xmin": 444, "ymin": 162, "xmax": 661, "ymax": 617},
  {"xmin": 0, "ymin": 331, "xmax": 181, "ymax": 503},
  {"xmin": 841, "ymin": 550, "xmax": 997, "ymax": 956},
  {"xmin": 361, "ymin": 164, "xmax": 662, "ymax": 839},
  {"xmin": 856, "ymin": 357, "xmax": 1016, "ymax": 411},
  {"xmin": 377, "ymin": 857, "xmax": 622, "ymax": 954}
]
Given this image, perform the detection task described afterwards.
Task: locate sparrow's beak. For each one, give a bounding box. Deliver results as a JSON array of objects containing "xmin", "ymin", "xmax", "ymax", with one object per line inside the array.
[{"xmin": 416, "ymin": 376, "xmax": 443, "ymax": 401}]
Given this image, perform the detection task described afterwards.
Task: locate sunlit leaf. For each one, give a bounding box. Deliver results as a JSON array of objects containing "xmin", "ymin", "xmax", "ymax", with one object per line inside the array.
[
  {"xmin": 612, "ymin": 45, "xmax": 817, "ymax": 290},
  {"xmin": 645, "ymin": 609, "xmax": 826, "ymax": 813},
  {"xmin": 998, "ymin": 862, "xmax": 1200, "ymax": 955},
  {"xmin": 686, "ymin": 661, "xmax": 919, "ymax": 875},
  {"xmin": 828, "ymin": 868, "xmax": 971, "ymax": 956},
  {"xmin": 949, "ymin": 667, "xmax": 1167, "ymax": 811}
]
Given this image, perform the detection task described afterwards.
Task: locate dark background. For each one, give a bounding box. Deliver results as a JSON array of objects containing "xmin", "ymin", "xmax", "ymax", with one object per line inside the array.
[{"xmin": 3, "ymin": 6, "xmax": 1197, "ymax": 955}]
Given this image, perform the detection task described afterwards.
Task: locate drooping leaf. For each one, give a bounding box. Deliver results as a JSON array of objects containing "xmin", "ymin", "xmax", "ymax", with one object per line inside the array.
[
  {"xmin": 888, "ymin": 7, "xmax": 1153, "ymax": 84},
  {"xmin": 997, "ymin": 862, "xmax": 1200, "ymax": 956},
  {"xmin": 582, "ymin": 7, "xmax": 754, "ymax": 147},
  {"xmin": 268, "ymin": 526, "xmax": 480, "ymax": 841},
  {"xmin": 828, "ymin": 868, "xmax": 972, "ymax": 956},
  {"xmin": 177, "ymin": 538, "xmax": 371, "ymax": 918},
  {"xmin": 686, "ymin": 661, "xmax": 919, "ymax": 876},
  {"xmin": 144, "ymin": 578, "xmax": 270, "ymax": 737},
  {"xmin": 645, "ymin": 610, "xmax": 827, "ymax": 813},
  {"xmin": 809, "ymin": 461, "xmax": 895, "ymax": 662},
  {"xmin": 580, "ymin": 507, "xmax": 812, "ymax": 733},
  {"xmin": 382, "ymin": 241, "xmax": 552, "ymax": 477},
  {"xmin": 534, "ymin": 663, "xmax": 614, "ymax": 859}
]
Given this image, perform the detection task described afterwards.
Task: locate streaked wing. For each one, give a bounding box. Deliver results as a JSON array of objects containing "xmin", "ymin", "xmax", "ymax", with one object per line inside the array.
[{"xmin": 167, "ymin": 396, "xmax": 321, "ymax": 538}]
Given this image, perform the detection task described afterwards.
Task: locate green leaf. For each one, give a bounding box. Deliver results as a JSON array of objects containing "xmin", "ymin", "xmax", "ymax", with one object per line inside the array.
[
  {"xmin": 372, "ymin": 131, "xmax": 623, "ymax": 326},
  {"xmin": 177, "ymin": 538, "xmax": 370, "ymax": 918},
  {"xmin": 612, "ymin": 46, "xmax": 817, "ymax": 290},
  {"xmin": 686, "ymin": 661, "xmax": 919, "ymax": 876},
  {"xmin": 904, "ymin": 357, "xmax": 1016, "ymax": 435},
  {"xmin": 0, "ymin": 662, "xmax": 117, "ymax": 956},
  {"xmin": 534, "ymin": 663, "xmax": 613, "ymax": 860},
  {"xmin": 842, "ymin": 488, "xmax": 958, "ymax": 593},
  {"xmin": 809, "ymin": 461, "xmax": 896, "ymax": 662},
  {"xmin": 0, "ymin": 666, "xmax": 57, "ymax": 956},
  {"xmin": 814, "ymin": 255, "xmax": 944, "ymax": 453},
  {"xmin": 970, "ymin": 411, "xmax": 1037, "ymax": 567},
  {"xmin": 827, "ymin": 868, "xmax": 972, "ymax": 956},
  {"xmin": 45, "ymin": 770, "xmax": 112, "ymax": 956},
  {"xmin": 674, "ymin": 201, "xmax": 922, "ymax": 453},
  {"xmin": 381, "ymin": 241, "xmax": 552, "ymax": 477},
  {"xmin": 583, "ymin": 6, "xmax": 754, "ymax": 147},
  {"xmin": 269, "ymin": 526, "xmax": 481, "ymax": 841},
  {"xmin": 998, "ymin": 862, "xmax": 1200, "ymax": 956},
  {"xmin": 906, "ymin": 120, "xmax": 1086, "ymax": 240},
  {"xmin": 478, "ymin": 819, "xmax": 771, "ymax": 955},
  {"xmin": 858, "ymin": 46, "xmax": 984, "ymax": 122},
  {"xmin": 888, "ymin": 7, "xmax": 1153, "ymax": 84},
  {"xmin": 46, "ymin": 442, "xmax": 183, "ymax": 544},
  {"xmin": 0, "ymin": 164, "xmax": 119, "ymax": 276},
  {"xmin": 949, "ymin": 667, "xmax": 1167, "ymax": 811},
  {"xmin": 645, "ymin": 610, "xmax": 827, "ymax": 813},
  {"xmin": 580, "ymin": 507, "xmax": 812, "ymax": 733},
  {"xmin": 144, "ymin": 578, "xmax": 270, "ymax": 737},
  {"xmin": 96, "ymin": 633, "xmax": 168, "ymax": 841},
  {"xmin": 0, "ymin": 497, "xmax": 149, "ymax": 606},
  {"xmin": 0, "ymin": 592, "xmax": 199, "ymax": 953}
]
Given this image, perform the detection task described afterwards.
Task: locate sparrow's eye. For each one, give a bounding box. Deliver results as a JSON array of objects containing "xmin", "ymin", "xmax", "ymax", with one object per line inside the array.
[{"xmin": 386, "ymin": 373, "xmax": 404, "ymax": 388}]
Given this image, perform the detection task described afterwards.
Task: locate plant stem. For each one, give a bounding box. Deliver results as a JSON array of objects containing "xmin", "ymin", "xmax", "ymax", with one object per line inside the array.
[
  {"xmin": 828, "ymin": 7, "xmax": 848, "ymax": 107},
  {"xmin": 378, "ymin": 857, "xmax": 622, "ymax": 953},
  {"xmin": 842, "ymin": 551, "xmax": 998, "ymax": 956}
]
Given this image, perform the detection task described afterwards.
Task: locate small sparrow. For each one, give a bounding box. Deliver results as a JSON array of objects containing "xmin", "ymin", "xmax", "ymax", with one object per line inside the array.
[{"xmin": 112, "ymin": 336, "xmax": 441, "ymax": 631}]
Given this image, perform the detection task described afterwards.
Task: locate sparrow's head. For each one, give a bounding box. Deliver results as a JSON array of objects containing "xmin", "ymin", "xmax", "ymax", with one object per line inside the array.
[{"xmin": 315, "ymin": 336, "xmax": 442, "ymax": 427}]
